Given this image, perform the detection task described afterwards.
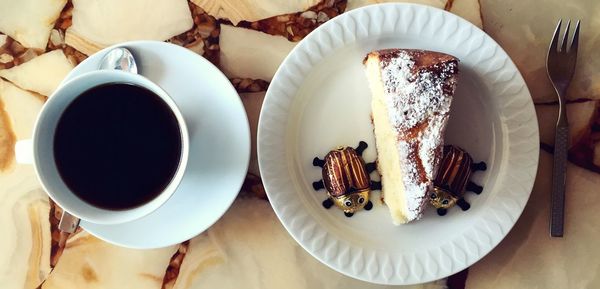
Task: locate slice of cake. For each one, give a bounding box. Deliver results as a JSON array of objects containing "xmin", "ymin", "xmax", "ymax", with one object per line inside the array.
[{"xmin": 364, "ymin": 49, "xmax": 459, "ymax": 224}]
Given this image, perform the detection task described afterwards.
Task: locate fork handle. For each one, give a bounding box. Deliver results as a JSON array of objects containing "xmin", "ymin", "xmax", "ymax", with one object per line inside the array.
[
  {"xmin": 551, "ymin": 123, "xmax": 568, "ymax": 237},
  {"xmin": 556, "ymin": 87, "xmax": 569, "ymax": 125}
]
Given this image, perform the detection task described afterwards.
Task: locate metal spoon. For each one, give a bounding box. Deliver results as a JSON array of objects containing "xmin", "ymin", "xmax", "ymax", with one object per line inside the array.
[
  {"xmin": 58, "ymin": 47, "xmax": 139, "ymax": 234},
  {"xmin": 98, "ymin": 47, "xmax": 138, "ymax": 74}
]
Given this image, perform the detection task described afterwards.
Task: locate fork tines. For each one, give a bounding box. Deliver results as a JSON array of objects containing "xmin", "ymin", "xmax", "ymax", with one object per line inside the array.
[{"xmin": 550, "ymin": 19, "xmax": 580, "ymax": 54}]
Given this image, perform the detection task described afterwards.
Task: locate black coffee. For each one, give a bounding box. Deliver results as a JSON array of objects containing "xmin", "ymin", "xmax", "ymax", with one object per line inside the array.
[{"xmin": 53, "ymin": 83, "xmax": 182, "ymax": 210}]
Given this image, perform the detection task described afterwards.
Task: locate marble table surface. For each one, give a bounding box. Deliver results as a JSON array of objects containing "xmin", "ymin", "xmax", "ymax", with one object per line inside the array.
[{"xmin": 0, "ymin": 0, "xmax": 599, "ymax": 289}]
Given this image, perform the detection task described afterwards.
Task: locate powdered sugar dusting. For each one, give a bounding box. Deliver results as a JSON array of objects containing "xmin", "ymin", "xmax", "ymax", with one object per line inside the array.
[
  {"xmin": 419, "ymin": 115, "xmax": 449, "ymax": 179},
  {"xmin": 380, "ymin": 51, "xmax": 456, "ymax": 130},
  {"xmin": 397, "ymin": 140, "xmax": 429, "ymax": 221},
  {"xmin": 379, "ymin": 50, "xmax": 458, "ymax": 221}
]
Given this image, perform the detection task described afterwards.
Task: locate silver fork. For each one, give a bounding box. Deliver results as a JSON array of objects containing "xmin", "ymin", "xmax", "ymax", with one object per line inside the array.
[{"xmin": 546, "ymin": 19, "xmax": 580, "ymax": 237}]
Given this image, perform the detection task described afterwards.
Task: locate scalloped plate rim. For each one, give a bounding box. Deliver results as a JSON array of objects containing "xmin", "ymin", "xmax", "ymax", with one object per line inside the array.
[{"xmin": 258, "ymin": 3, "xmax": 539, "ymax": 285}]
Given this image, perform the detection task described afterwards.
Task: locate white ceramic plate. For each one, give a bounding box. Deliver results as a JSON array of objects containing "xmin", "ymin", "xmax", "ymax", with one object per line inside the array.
[
  {"xmin": 64, "ymin": 41, "xmax": 250, "ymax": 249},
  {"xmin": 258, "ymin": 3, "xmax": 539, "ymax": 285}
]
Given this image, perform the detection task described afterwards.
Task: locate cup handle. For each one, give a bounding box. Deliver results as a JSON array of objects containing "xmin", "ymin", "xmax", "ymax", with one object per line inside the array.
[
  {"xmin": 58, "ymin": 211, "xmax": 80, "ymax": 233},
  {"xmin": 17, "ymin": 140, "xmax": 82, "ymax": 232},
  {"xmin": 15, "ymin": 139, "xmax": 34, "ymax": 164}
]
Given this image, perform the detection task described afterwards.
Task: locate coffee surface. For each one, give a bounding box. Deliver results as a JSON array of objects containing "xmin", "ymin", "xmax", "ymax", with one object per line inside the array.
[{"xmin": 54, "ymin": 83, "xmax": 182, "ymax": 210}]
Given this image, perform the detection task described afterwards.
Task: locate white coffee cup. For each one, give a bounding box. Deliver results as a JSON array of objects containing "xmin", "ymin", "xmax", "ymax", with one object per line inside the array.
[{"xmin": 15, "ymin": 69, "xmax": 189, "ymax": 225}]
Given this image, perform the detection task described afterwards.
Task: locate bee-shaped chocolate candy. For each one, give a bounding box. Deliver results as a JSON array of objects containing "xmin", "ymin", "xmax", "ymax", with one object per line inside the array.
[
  {"xmin": 312, "ymin": 141, "xmax": 381, "ymax": 217},
  {"xmin": 430, "ymin": 145, "xmax": 487, "ymax": 216}
]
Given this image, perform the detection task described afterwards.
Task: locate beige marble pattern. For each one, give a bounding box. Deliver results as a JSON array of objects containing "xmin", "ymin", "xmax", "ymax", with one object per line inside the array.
[
  {"xmin": 240, "ymin": 92, "xmax": 266, "ymax": 177},
  {"xmin": 219, "ymin": 25, "xmax": 296, "ymax": 82},
  {"xmin": 0, "ymin": 0, "xmax": 599, "ymax": 288},
  {"xmin": 0, "ymin": 50, "xmax": 74, "ymax": 97},
  {"xmin": 172, "ymin": 198, "xmax": 447, "ymax": 289},
  {"xmin": 66, "ymin": 0, "xmax": 193, "ymax": 55},
  {"xmin": 467, "ymin": 1, "xmax": 600, "ymax": 288},
  {"xmin": 467, "ymin": 150, "xmax": 600, "ymax": 289},
  {"xmin": 43, "ymin": 233, "xmax": 178, "ymax": 289},
  {"xmin": 480, "ymin": 0, "xmax": 600, "ymax": 103},
  {"xmin": 191, "ymin": 0, "xmax": 321, "ymax": 25},
  {"xmin": 0, "ymin": 80, "xmax": 50, "ymax": 289},
  {"xmin": 0, "ymin": 0, "xmax": 67, "ymax": 49}
]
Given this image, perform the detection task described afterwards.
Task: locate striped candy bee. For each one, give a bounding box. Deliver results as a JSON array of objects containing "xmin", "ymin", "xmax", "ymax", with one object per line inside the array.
[
  {"xmin": 430, "ymin": 145, "xmax": 487, "ymax": 216},
  {"xmin": 312, "ymin": 141, "xmax": 380, "ymax": 217}
]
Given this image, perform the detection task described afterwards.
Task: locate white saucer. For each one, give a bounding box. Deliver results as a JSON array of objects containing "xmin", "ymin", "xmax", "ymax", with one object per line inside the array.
[{"xmin": 63, "ymin": 41, "xmax": 250, "ymax": 249}]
